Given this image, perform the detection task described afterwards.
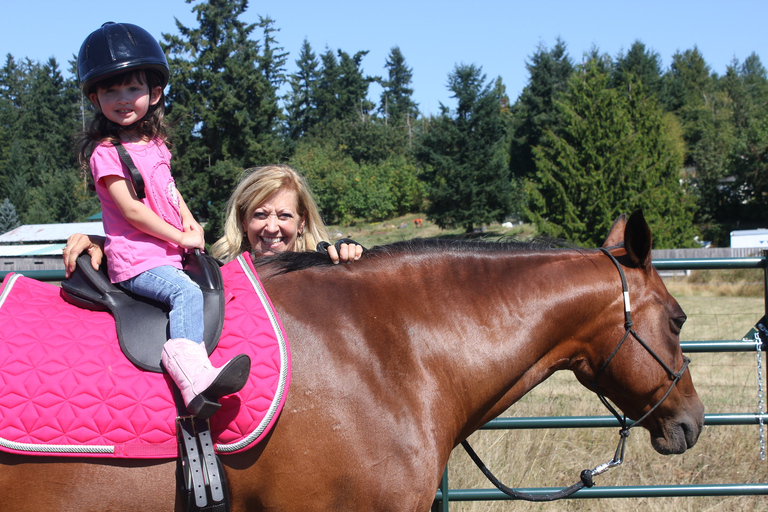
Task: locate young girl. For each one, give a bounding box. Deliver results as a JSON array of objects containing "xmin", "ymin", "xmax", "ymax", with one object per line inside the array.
[{"xmin": 76, "ymin": 22, "xmax": 250, "ymax": 419}]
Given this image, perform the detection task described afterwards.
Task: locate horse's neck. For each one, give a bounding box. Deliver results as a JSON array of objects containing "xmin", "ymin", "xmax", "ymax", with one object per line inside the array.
[
  {"xmin": 267, "ymin": 248, "xmax": 614, "ymax": 445},
  {"xmin": 398, "ymin": 249, "xmax": 612, "ymax": 434}
]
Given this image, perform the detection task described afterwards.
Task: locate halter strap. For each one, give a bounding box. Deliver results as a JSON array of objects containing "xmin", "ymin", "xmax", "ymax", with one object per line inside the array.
[{"xmin": 595, "ymin": 247, "xmax": 690, "ymax": 431}]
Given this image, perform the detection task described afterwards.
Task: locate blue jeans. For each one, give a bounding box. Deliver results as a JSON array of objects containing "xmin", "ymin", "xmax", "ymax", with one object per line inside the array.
[{"xmin": 118, "ymin": 265, "xmax": 204, "ymax": 343}]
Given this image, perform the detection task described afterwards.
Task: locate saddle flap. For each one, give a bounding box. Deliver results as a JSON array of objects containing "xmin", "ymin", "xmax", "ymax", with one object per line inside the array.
[
  {"xmin": 183, "ymin": 250, "xmax": 224, "ymax": 291},
  {"xmin": 60, "ymin": 252, "xmax": 225, "ymax": 373},
  {"xmin": 59, "ymin": 255, "xmax": 112, "ymax": 311}
]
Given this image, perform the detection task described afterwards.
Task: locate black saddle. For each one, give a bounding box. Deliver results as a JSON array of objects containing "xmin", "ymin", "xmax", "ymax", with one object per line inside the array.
[{"xmin": 60, "ymin": 251, "xmax": 225, "ymax": 373}]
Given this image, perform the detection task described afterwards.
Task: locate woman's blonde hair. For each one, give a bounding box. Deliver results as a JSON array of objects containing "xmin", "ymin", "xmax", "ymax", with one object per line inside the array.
[{"xmin": 210, "ymin": 165, "xmax": 329, "ymax": 263}]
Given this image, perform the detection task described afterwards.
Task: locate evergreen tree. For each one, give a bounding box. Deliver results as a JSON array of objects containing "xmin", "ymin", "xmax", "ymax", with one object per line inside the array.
[
  {"xmin": 19, "ymin": 58, "xmax": 78, "ymax": 182},
  {"xmin": 0, "ymin": 55, "xmax": 22, "ymax": 202},
  {"xmin": 379, "ymin": 46, "xmax": 419, "ymax": 126},
  {"xmin": 528, "ymin": 59, "xmax": 696, "ymax": 248},
  {"xmin": 661, "ymin": 46, "xmax": 721, "ymax": 150},
  {"xmin": 662, "ymin": 47, "xmax": 712, "ymax": 112},
  {"xmin": 284, "ymin": 39, "xmax": 320, "ymax": 141},
  {"xmin": 417, "ymin": 64, "xmax": 516, "ymax": 232},
  {"xmin": 662, "ymin": 47, "xmax": 733, "ymax": 238},
  {"xmin": 0, "ymin": 198, "xmax": 20, "ymax": 234},
  {"xmin": 164, "ymin": 0, "xmax": 287, "ymax": 241},
  {"xmin": 721, "ymin": 54, "xmax": 768, "ymax": 227},
  {"xmin": 22, "ymin": 166, "xmax": 84, "ymax": 224},
  {"xmin": 508, "ymin": 38, "xmax": 574, "ymax": 181},
  {"xmin": 314, "ymin": 48, "xmax": 377, "ymax": 124},
  {"xmin": 612, "ymin": 40, "xmax": 663, "ymax": 98},
  {"xmin": 0, "ymin": 55, "xmax": 83, "ymax": 223}
]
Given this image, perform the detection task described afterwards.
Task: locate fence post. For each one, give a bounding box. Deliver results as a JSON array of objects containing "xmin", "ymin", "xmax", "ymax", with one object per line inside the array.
[
  {"xmin": 431, "ymin": 468, "xmax": 449, "ymax": 512},
  {"xmin": 763, "ymin": 250, "xmax": 767, "ymax": 318}
]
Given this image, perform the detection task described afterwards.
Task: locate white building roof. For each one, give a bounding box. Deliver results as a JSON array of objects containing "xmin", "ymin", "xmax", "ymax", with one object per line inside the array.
[
  {"xmin": 0, "ymin": 243, "xmax": 67, "ymax": 256},
  {"xmin": 0, "ymin": 222, "xmax": 104, "ymax": 243}
]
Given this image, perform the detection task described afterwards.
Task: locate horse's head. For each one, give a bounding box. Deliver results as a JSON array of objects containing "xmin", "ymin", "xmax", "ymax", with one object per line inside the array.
[{"xmin": 574, "ymin": 210, "xmax": 704, "ymax": 455}]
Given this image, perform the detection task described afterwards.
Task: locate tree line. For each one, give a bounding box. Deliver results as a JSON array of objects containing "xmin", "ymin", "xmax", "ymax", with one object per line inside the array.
[{"xmin": 1, "ymin": 0, "xmax": 766, "ymax": 248}]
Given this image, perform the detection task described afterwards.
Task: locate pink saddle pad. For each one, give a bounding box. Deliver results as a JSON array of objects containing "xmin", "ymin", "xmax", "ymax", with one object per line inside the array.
[{"xmin": 0, "ymin": 254, "xmax": 290, "ymax": 459}]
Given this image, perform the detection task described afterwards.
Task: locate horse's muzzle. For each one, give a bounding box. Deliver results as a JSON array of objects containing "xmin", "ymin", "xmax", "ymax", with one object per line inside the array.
[{"xmin": 650, "ymin": 403, "xmax": 705, "ymax": 455}]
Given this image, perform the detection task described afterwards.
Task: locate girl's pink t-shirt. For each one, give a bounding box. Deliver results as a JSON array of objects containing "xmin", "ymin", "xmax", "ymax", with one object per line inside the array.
[{"xmin": 90, "ymin": 139, "xmax": 184, "ymax": 283}]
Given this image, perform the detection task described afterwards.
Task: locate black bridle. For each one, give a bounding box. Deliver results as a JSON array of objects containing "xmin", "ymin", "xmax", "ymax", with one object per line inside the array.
[{"xmin": 460, "ymin": 247, "xmax": 691, "ymax": 502}]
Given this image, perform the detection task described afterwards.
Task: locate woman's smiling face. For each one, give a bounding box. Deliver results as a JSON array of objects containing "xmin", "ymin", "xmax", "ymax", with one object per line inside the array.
[{"xmin": 244, "ymin": 187, "xmax": 306, "ymax": 256}]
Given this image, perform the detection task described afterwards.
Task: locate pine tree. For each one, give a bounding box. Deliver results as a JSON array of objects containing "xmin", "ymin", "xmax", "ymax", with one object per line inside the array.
[
  {"xmin": 379, "ymin": 47, "xmax": 419, "ymax": 126},
  {"xmin": 612, "ymin": 40, "xmax": 663, "ymax": 98},
  {"xmin": 508, "ymin": 38, "xmax": 574, "ymax": 181},
  {"xmin": 528, "ymin": 59, "xmax": 696, "ymax": 248},
  {"xmin": 0, "ymin": 55, "xmax": 23, "ymax": 202},
  {"xmin": 163, "ymin": 0, "xmax": 287, "ymax": 240},
  {"xmin": 417, "ymin": 64, "xmax": 516, "ymax": 232},
  {"xmin": 0, "ymin": 56, "xmax": 82, "ymax": 223},
  {"xmin": 314, "ymin": 48, "xmax": 377, "ymax": 125},
  {"xmin": 284, "ymin": 39, "xmax": 320, "ymax": 141},
  {"xmin": 19, "ymin": 58, "xmax": 78, "ymax": 183},
  {"xmin": 0, "ymin": 198, "xmax": 20, "ymax": 234},
  {"xmin": 721, "ymin": 54, "xmax": 768, "ymax": 227},
  {"xmin": 661, "ymin": 47, "xmax": 734, "ymax": 238}
]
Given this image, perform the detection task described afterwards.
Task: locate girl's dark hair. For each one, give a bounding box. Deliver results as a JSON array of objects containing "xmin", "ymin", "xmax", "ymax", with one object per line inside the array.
[{"xmin": 76, "ymin": 68, "xmax": 168, "ymax": 177}]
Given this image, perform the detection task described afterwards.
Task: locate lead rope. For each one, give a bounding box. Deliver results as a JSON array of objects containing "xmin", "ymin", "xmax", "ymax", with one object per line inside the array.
[{"xmin": 755, "ymin": 331, "xmax": 766, "ymax": 461}]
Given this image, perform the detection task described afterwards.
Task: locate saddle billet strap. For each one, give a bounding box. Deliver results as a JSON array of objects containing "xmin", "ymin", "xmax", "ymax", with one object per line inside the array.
[{"xmin": 111, "ymin": 140, "xmax": 146, "ymax": 199}]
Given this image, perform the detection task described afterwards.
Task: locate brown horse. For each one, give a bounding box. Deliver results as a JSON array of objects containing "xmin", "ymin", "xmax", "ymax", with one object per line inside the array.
[{"xmin": 0, "ymin": 210, "xmax": 703, "ymax": 511}]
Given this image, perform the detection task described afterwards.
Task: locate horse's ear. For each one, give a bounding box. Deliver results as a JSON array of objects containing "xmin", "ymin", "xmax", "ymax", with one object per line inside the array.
[
  {"xmin": 624, "ymin": 210, "xmax": 652, "ymax": 268},
  {"xmin": 602, "ymin": 213, "xmax": 628, "ymax": 248}
]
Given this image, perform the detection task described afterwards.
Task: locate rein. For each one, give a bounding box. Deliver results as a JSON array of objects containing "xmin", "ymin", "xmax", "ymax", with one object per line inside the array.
[{"xmin": 461, "ymin": 247, "xmax": 690, "ymax": 501}]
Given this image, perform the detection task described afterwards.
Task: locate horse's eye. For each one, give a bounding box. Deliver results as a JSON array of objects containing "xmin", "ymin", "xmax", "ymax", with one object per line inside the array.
[{"xmin": 670, "ymin": 315, "xmax": 686, "ymax": 335}]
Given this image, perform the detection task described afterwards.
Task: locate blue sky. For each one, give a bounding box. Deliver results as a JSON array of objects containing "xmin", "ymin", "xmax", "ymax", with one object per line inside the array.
[{"xmin": 2, "ymin": 0, "xmax": 766, "ymax": 115}]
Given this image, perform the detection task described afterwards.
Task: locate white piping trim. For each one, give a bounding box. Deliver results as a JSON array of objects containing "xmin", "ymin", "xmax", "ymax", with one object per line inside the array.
[
  {"xmin": 0, "ymin": 274, "xmax": 116, "ymax": 455},
  {"xmin": 215, "ymin": 255, "xmax": 289, "ymax": 453}
]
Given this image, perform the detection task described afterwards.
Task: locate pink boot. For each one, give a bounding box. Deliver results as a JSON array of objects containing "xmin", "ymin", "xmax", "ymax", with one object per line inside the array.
[{"xmin": 161, "ymin": 338, "xmax": 251, "ymax": 419}]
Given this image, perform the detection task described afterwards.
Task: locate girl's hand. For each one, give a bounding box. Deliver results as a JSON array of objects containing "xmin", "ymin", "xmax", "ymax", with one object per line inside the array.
[
  {"xmin": 179, "ymin": 228, "xmax": 205, "ymax": 250},
  {"xmin": 183, "ymin": 217, "xmax": 204, "ymax": 236}
]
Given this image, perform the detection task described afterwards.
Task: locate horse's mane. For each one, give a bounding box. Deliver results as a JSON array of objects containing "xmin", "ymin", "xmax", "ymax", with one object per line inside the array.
[{"xmin": 254, "ymin": 236, "xmax": 582, "ymax": 275}]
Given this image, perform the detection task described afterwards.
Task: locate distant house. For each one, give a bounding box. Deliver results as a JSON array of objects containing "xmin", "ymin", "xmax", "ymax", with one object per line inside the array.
[{"xmin": 0, "ymin": 222, "xmax": 104, "ymax": 272}]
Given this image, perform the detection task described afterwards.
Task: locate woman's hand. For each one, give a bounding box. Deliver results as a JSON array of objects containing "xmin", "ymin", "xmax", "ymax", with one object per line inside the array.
[
  {"xmin": 63, "ymin": 234, "xmax": 105, "ymax": 278},
  {"xmin": 327, "ymin": 241, "xmax": 364, "ymax": 264}
]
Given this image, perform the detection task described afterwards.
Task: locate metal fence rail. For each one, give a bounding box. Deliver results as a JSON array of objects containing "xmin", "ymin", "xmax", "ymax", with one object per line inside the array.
[{"xmin": 433, "ymin": 254, "xmax": 768, "ymax": 510}]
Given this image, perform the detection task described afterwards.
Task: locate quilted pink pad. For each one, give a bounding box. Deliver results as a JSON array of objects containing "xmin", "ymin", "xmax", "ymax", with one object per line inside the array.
[{"xmin": 0, "ymin": 254, "xmax": 290, "ymax": 458}]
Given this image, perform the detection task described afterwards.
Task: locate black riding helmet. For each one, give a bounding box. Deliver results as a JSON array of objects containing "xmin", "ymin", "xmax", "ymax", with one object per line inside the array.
[{"xmin": 77, "ymin": 22, "xmax": 169, "ymax": 96}]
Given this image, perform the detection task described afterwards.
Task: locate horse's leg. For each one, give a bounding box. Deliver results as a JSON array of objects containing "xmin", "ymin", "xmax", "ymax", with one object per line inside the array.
[{"xmin": 0, "ymin": 453, "xmax": 177, "ymax": 512}]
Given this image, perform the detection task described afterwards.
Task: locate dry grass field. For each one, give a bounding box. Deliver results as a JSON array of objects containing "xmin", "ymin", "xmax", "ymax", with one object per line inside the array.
[{"xmin": 442, "ymin": 270, "xmax": 768, "ymax": 511}]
